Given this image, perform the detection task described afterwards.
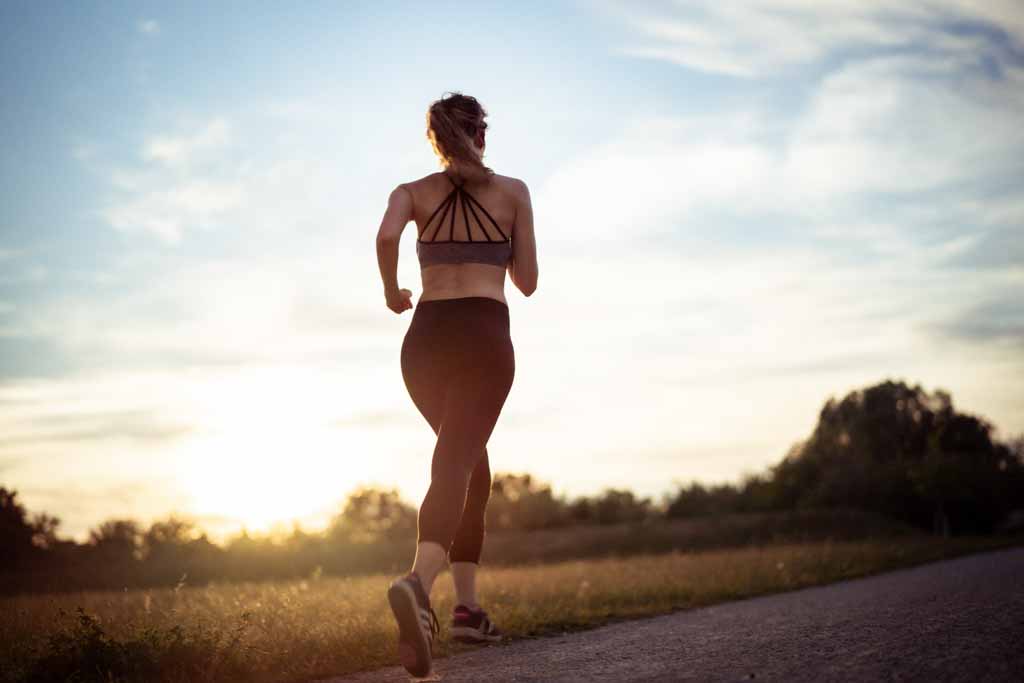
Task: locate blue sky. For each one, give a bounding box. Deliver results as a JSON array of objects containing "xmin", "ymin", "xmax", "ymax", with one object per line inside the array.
[{"xmin": 2, "ymin": 1, "xmax": 1022, "ymax": 540}]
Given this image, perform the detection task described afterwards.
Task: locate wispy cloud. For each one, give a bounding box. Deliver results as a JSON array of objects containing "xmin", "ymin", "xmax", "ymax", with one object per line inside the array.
[
  {"xmin": 0, "ymin": 264, "xmax": 47, "ymax": 286},
  {"xmin": 927, "ymin": 290, "xmax": 1024, "ymax": 348},
  {"xmin": 93, "ymin": 109, "xmax": 371, "ymax": 244},
  {"xmin": 0, "ymin": 408, "xmax": 192, "ymax": 449},
  {"xmin": 540, "ymin": 56, "xmax": 1024, "ymax": 245},
  {"xmin": 142, "ymin": 118, "xmax": 230, "ymax": 168},
  {"xmin": 606, "ymin": 0, "xmax": 1024, "ymax": 77},
  {"xmin": 12, "ymin": 256, "xmax": 393, "ymax": 370},
  {"xmin": 137, "ymin": 19, "xmax": 159, "ymax": 35},
  {"xmin": 102, "ymin": 178, "xmax": 246, "ymax": 244},
  {"xmin": 527, "ymin": 6, "xmax": 1024, "ymax": 466},
  {"xmin": 7, "ymin": 2, "xmax": 1023, "ymax": 538}
]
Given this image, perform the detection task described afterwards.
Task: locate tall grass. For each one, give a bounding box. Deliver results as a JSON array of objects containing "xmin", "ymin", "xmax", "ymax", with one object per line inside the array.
[{"xmin": 1, "ymin": 536, "xmax": 1016, "ymax": 683}]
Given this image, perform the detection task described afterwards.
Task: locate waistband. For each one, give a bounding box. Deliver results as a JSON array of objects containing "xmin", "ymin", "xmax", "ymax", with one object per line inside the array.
[{"xmin": 415, "ymin": 295, "xmax": 509, "ymax": 312}]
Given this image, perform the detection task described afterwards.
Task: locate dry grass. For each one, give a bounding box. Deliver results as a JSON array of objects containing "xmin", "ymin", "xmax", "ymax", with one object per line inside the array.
[{"xmin": 1, "ymin": 536, "xmax": 1017, "ymax": 682}]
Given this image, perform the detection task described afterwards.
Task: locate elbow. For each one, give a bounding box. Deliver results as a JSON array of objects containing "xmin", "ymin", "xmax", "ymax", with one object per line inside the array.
[{"xmin": 376, "ymin": 233, "xmax": 398, "ymax": 249}]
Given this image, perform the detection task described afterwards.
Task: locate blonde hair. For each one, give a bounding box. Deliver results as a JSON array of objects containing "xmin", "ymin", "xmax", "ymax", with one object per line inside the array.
[{"xmin": 426, "ymin": 92, "xmax": 493, "ymax": 184}]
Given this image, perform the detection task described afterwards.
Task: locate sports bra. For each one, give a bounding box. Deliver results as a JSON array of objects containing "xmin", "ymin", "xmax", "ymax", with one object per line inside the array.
[{"xmin": 416, "ymin": 173, "xmax": 513, "ymax": 269}]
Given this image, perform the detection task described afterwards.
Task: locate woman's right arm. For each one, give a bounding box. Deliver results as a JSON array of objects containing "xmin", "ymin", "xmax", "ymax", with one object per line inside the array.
[
  {"xmin": 508, "ymin": 179, "xmax": 538, "ymax": 297},
  {"xmin": 375, "ymin": 185, "xmax": 414, "ymax": 313}
]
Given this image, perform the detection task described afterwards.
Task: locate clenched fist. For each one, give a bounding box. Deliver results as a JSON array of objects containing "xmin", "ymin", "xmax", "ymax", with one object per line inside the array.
[{"xmin": 386, "ymin": 287, "xmax": 413, "ymax": 314}]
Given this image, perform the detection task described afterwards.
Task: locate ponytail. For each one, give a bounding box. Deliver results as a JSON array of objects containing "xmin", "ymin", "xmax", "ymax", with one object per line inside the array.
[{"xmin": 426, "ymin": 92, "xmax": 493, "ymax": 184}]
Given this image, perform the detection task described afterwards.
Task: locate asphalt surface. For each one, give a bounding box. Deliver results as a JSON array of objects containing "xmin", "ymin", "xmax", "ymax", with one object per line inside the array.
[{"xmin": 326, "ymin": 547, "xmax": 1024, "ymax": 682}]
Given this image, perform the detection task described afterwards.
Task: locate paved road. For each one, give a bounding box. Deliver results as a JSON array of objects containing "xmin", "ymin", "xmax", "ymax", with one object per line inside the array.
[{"xmin": 329, "ymin": 548, "xmax": 1024, "ymax": 682}]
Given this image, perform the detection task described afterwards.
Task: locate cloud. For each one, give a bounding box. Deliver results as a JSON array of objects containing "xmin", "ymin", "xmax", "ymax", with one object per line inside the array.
[
  {"xmin": 94, "ymin": 109, "xmax": 374, "ymax": 244},
  {"xmin": 0, "ymin": 263, "xmax": 48, "ymax": 286},
  {"xmin": 102, "ymin": 178, "xmax": 246, "ymax": 244},
  {"xmin": 93, "ymin": 117, "xmax": 241, "ymax": 243},
  {"xmin": 24, "ymin": 98, "xmax": 418, "ymax": 379},
  {"xmin": 2, "ymin": 250, "xmax": 396, "ymax": 379},
  {"xmin": 138, "ymin": 19, "xmax": 159, "ymax": 35},
  {"xmin": 927, "ymin": 291, "xmax": 1024, "ymax": 347},
  {"xmin": 524, "ymin": 15, "xmax": 1024, "ymax": 461},
  {"xmin": 538, "ymin": 54, "xmax": 1024, "ymax": 256},
  {"xmin": 141, "ymin": 118, "xmax": 230, "ymax": 168},
  {"xmin": 605, "ymin": 0, "xmax": 1024, "ymax": 77},
  {"xmin": 538, "ymin": 113, "xmax": 776, "ymax": 242},
  {"xmin": 0, "ymin": 409, "xmax": 192, "ymax": 449},
  {"xmin": 71, "ymin": 143, "xmax": 98, "ymax": 161}
]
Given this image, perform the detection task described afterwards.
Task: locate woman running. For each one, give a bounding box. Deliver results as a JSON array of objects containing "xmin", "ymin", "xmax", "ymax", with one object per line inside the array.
[{"xmin": 374, "ymin": 91, "xmax": 538, "ymax": 677}]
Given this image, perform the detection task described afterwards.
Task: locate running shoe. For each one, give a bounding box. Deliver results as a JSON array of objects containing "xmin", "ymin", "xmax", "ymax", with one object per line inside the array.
[
  {"xmin": 387, "ymin": 572, "xmax": 440, "ymax": 677},
  {"xmin": 450, "ymin": 603, "xmax": 503, "ymax": 644}
]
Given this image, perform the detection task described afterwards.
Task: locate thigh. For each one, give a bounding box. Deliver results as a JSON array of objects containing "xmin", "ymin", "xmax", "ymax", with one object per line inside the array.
[
  {"xmin": 400, "ymin": 327, "xmax": 448, "ymax": 435},
  {"xmin": 433, "ymin": 341, "xmax": 514, "ymax": 474}
]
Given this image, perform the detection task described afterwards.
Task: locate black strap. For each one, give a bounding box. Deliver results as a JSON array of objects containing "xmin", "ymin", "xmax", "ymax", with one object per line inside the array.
[
  {"xmin": 423, "ymin": 192, "xmax": 456, "ymax": 242},
  {"xmin": 460, "ymin": 191, "xmax": 470, "ymax": 242},
  {"xmin": 447, "ymin": 187, "xmax": 458, "ymax": 241},
  {"xmin": 461, "ymin": 192, "xmax": 496, "ymax": 242},
  {"xmin": 421, "ymin": 189, "xmax": 456, "ymax": 240},
  {"xmin": 420, "ymin": 175, "xmax": 509, "ymax": 243}
]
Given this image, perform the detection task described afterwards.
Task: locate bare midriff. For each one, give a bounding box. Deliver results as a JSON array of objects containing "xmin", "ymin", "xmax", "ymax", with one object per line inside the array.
[{"xmin": 419, "ymin": 262, "xmax": 508, "ymax": 306}]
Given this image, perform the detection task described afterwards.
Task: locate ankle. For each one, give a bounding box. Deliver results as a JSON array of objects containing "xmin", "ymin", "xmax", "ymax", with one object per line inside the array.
[{"xmin": 406, "ymin": 572, "xmax": 434, "ymax": 606}]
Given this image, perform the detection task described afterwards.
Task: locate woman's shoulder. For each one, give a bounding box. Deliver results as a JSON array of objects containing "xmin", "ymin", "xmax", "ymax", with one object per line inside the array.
[
  {"xmin": 400, "ymin": 171, "xmax": 446, "ymax": 190},
  {"xmin": 406, "ymin": 170, "xmax": 525, "ymax": 182},
  {"xmin": 399, "ymin": 171, "xmax": 528, "ymax": 198},
  {"xmin": 490, "ymin": 173, "xmax": 530, "ymax": 198}
]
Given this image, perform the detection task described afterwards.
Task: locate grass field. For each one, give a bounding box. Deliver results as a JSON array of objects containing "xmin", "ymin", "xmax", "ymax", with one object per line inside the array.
[{"xmin": 2, "ymin": 536, "xmax": 1018, "ymax": 683}]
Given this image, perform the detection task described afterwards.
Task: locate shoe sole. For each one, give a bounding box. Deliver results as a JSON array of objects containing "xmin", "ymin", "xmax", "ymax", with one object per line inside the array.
[
  {"xmin": 450, "ymin": 625, "xmax": 503, "ymax": 644},
  {"xmin": 387, "ymin": 581, "xmax": 432, "ymax": 677}
]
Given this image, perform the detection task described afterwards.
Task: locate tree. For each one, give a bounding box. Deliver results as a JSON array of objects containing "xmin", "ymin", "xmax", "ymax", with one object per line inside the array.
[
  {"xmin": 591, "ymin": 489, "xmax": 652, "ymax": 525},
  {"xmin": 485, "ymin": 473, "xmax": 568, "ymax": 530},
  {"xmin": 1, "ymin": 487, "xmax": 37, "ymax": 569},
  {"xmin": 767, "ymin": 379, "xmax": 1024, "ymax": 534},
  {"xmin": 665, "ymin": 481, "xmax": 755, "ymax": 518},
  {"xmin": 89, "ymin": 519, "xmax": 143, "ymax": 562},
  {"xmin": 30, "ymin": 512, "xmax": 61, "ymax": 550},
  {"xmin": 328, "ymin": 487, "xmax": 417, "ymax": 543}
]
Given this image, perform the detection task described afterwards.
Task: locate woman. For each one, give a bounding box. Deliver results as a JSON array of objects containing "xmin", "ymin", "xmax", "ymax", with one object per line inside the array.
[{"xmin": 374, "ymin": 91, "xmax": 538, "ymax": 677}]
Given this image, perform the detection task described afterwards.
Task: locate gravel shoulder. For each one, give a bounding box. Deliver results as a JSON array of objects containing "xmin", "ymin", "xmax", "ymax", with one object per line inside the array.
[{"xmin": 323, "ymin": 547, "xmax": 1024, "ymax": 682}]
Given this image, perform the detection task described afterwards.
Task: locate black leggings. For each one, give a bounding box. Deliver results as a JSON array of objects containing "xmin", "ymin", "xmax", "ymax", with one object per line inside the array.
[{"xmin": 400, "ymin": 296, "xmax": 515, "ymax": 564}]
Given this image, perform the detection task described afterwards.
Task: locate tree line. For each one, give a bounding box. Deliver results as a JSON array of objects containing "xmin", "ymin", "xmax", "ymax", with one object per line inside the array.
[{"xmin": 2, "ymin": 379, "xmax": 1022, "ymax": 594}]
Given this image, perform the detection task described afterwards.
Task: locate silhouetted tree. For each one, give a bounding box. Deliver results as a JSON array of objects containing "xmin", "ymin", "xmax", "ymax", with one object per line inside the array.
[
  {"xmin": 486, "ymin": 474, "xmax": 568, "ymax": 530},
  {"xmin": 592, "ymin": 489, "xmax": 652, "ymax": 525},
  {"xmin": 770, "ymin": 379, "xmax": 1024, "ymax": 533},
  {"xmin": 141, "ymin": 515, "xmax": 221, "ymax": 585},
  {"xmin": 89, "ymin": 519, "xmax": 143, "ymax": 563},
  {"xmin": 666, "ymin": 482, "xmax": 740, "ymax": 518},
  {"xmin": 1, "ymin": 487, "xmax": 38, "ymax": 570},
  {"xmin": 328, "ymin": 487, "xmax": 417, "ymax": 543}
]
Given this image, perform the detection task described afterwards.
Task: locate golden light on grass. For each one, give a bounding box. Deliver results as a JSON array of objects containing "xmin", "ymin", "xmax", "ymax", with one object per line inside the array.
[{"xmin": 2, "ymin": 538, "xmax": 1014, "ymax": 682}]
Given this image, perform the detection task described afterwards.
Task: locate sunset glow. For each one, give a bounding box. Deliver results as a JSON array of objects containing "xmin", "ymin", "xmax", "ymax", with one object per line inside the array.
[{"xmin": 1, "ymin": 2, "xmax": 1022, "ymax": 540}]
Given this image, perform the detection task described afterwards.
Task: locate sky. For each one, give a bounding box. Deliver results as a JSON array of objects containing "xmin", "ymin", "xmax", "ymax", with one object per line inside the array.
[{"xmin": 1, "ymin": 0, "xmax": 1022, "ymax": 542}]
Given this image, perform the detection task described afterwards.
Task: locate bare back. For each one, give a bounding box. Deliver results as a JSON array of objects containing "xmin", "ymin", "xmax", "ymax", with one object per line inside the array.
[{"xmin": 402, "ymin": 172, "xmax": 524, "ymax": 306}]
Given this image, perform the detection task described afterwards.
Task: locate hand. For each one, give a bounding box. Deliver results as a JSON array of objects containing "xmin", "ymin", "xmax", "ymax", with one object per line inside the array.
[{"xmin": 386, "ymin": 287, "xmax": 413, "ymax": 314}]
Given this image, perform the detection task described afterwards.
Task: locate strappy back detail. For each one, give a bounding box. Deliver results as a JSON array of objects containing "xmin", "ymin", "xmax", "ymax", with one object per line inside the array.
[{"xmin": 416, "ymin": 173, "xmax": 513, "ymax": 269}]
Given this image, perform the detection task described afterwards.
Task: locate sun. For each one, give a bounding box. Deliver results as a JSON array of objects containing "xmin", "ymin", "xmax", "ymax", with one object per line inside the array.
[{"xmin": 176, "ymin": 366, "xmax": 378, "ymax": 538}]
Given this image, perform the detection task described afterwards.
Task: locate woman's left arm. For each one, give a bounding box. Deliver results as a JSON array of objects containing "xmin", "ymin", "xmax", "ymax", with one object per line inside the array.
[{"xmin": 375, "ymin": 185, "xmax": 414, "ymax": 314}]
